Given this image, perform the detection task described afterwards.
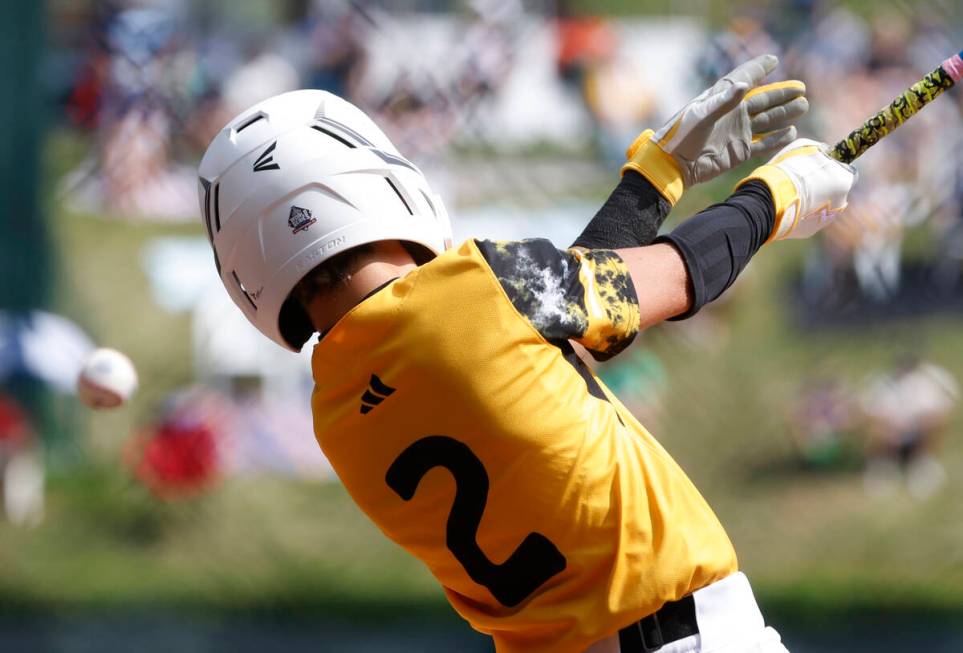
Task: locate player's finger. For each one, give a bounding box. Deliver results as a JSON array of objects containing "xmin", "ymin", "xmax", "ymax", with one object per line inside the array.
[
  {"xmin": 750, "ymin": 97, "xmax": 810, "ymax": 134},
  {"xmin": 704, "ymin": 82, "xmax": 749, "ymax": 121},
  {"xmin": 744, "ymin": 80, "xmax": 807, "ymax": 115},
  {"xmin": 723, "ymin": 54, "xmax": 779, "ymax": 88},
  {"xmin": 750, "ymin": 126, "xmax": 797, "ymax": 156}
]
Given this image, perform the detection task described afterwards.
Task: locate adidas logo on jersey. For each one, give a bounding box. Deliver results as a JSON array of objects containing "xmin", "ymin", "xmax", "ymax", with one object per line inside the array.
[{"xmin": 360, "ymin": 374, "xmax": 396, "ymax": 414}]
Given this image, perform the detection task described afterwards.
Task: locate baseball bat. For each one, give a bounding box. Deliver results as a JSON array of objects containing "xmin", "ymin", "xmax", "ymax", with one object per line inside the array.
[{"xmin": 829, "ymin": 50, "xmax": 963, "ymax": 164}]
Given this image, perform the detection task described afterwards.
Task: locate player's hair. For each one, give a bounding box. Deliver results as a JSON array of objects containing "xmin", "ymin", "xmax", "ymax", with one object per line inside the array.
[{"xmin": 290, "ymin": 243, "xmax": 375, "ymax": 308}]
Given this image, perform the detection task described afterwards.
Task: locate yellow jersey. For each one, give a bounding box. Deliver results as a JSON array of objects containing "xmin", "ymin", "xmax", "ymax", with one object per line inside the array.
[{"xmin": 311, "ymin": 238, "xmax": 737, "ymax": 653}]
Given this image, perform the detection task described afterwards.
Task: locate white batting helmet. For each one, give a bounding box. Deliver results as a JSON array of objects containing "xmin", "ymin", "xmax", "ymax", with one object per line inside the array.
[{"xmin": 198, "ymin": 90, "xmax": 452, "ymax": 351}]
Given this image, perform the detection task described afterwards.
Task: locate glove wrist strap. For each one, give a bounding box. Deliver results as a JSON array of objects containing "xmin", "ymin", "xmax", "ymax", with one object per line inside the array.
[
  {"xmin": 621, "ymin": 129, "xmax": 684, "ymax": 206},
  {"xmin": 737, "ymin": 165, "xmax": 799, "ymax": 241}
]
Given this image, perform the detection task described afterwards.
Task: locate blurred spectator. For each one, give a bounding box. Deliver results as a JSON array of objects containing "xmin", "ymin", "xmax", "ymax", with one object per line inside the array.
[
  {"xmin": 454, "ymin": 0, "xmax": 521, "ymax": 115},
  {"xmin": 62, "ymin": 6, "xmax": 201, "ymax": 220},
  {"xmin": 696, "ymin": 15, "xmax": 781, "ymax": 86},
  {"xmin": 554, "ymin": 6, "xmax": 618, "ymax": 156},
  {"xmin": 0, "ymin": 394, "xmax": 44, "ymax": 528},
  {"xmin": 220, "ymin": 375, "xmax": 331, "ymax": 479},
  {"xmin": 860, "ymin": 355, "xmax": 958, "ymax": 499},
  {"xmin": 790, "ymin": 4, "xmax": 871, "ymax": 81},
  {"xmin": 0, "ymin": 310, "xmax": 98, "ymax": 524},
  {"xmin": 127, "ymin": 368, "xmax": 330, "ymax": 498},
  {"xmin": 0, "ymin": 310, "xmax": 94, "ymax": 394},
  {"xmin": 375, "ymin": 71, "xmax": 456, "ymax": 157},
  {"xmin": 305, "ymin": 3, "xmax": 367, "ymax": 100},
  {"xmin": 555, "ymin": 6, "xmax": 614, "ymax": 95},
  {"xmin": 370, "ymin": 0, "xmax": 521, "ymax": 160},
  {"xmin": 65, "ymin": 47, "xmax": 110, "ymax": 129},
  {"xmin": 221, "ymin": 39, "xmax": 300, "ymax": 117},
  {"xmin": 580, "ymin": 30, "xmax": 658, "ymax": 164},
  {"xmin": 847, "ymin": 186, "xmax": 907, "ymax": 303},
  {"xmin": 126, "ymin": 387, "xmax": 226, "ymax": 500},
  {"xmin": 929, "ymin": 90, "xmax": 963, "ymax": 294},
  {"xmin": 786, "ymin": 375, "xmax": 857, "ymax": 470}
]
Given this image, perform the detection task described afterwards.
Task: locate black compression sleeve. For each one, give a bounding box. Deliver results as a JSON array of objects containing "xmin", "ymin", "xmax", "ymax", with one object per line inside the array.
[
  {"xmin": 571, "ymin": 171, "xmax": 672, "ymax": 249},
  {"xmin": 656, "ymin": 180, "xmax": 775, "ymax": 319}
]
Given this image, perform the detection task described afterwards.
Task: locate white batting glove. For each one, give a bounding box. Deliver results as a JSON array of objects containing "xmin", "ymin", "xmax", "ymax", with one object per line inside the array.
[
  {"xmin": 622, "ymin": 54, "xmax": 808, "ymax": 205},
  {"xmin": 739, "ymin": 138, "xmax": 857, "ymax": 241}
]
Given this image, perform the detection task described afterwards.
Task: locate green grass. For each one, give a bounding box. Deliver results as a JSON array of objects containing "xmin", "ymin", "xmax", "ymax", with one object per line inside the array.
[{"xmin": 9, "ymin": 132, "xmax": 963, "ymax": 623}]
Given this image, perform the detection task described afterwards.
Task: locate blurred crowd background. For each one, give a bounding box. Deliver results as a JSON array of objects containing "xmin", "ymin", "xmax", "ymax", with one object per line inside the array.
[{"xmin": 2, "ymin": 1, "xmax": 963, "ymax": 651}]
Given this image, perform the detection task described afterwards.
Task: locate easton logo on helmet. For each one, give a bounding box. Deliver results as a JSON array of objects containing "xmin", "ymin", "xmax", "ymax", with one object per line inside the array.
[
  {"xmin": 288, "ymin": 206, "xmax": 317, "ymax": 234},
  {"xmin": 253, "ymin": 141, "xmax": 280, "ymax": 172}
]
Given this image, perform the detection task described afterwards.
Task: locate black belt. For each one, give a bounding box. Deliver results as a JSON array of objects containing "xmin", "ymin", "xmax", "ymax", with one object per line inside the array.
[{"xmin": 618, "ymin": 594, "xmax": 698, "ymax": 652}]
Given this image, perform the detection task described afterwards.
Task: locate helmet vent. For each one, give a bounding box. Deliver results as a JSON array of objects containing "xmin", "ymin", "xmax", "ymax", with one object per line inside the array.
[
  {"xmin": 385, "ymin": 178, "xmax": 413, "ymax": 215},
  {"xmin": 200, "ymin": 178, "xmax": 213, "ymax": 239},
  {"xmin": 315, "ymin": 116, "xmax": 373, "ymax": 147},
  {"xmin": 235, "ymin": 113, "xmax": 265, "ymax": 133},
  {"xmin": 213, "ymin": 183, "xmax": 222, "ymax": 231},
  {"xmin": 231, "ymin": 270, "xmax": 258, "ymax": 311},
  {"xmin": 420, "ymin": 190, "xmax": 437, "ymax": 218},
  {"xmin": 311, "ymin": 124, "xmax": 355, "ymax": 149},
  {"xmin": 371, "ymin": 149, "xmax": 417, "ymax": 172},
  {"xmin": 200, "ymin": 177, "xmax": 222, "ymax": 273}
]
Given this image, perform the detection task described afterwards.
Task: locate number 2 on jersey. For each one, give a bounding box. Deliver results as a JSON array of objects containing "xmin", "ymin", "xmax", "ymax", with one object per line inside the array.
[{"xmin": 386, "ymin": 435, "xmax": 567, "ymax": 607}]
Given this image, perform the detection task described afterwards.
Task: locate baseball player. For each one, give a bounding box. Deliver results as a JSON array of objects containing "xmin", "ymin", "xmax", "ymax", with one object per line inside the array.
[{"xmin": 198, "ymin": 55, "xmax": 855, "ymax": 653}]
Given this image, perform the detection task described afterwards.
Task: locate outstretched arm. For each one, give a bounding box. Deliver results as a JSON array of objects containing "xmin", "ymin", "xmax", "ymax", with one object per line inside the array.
[
  {"xmin": 572, "ymin": 54, "xmax": 807, "ymax": 251},
  {"xmin": 617, "ymin": 140, "xmax": 856, "ymax": 326},
  {"xmin": 477, "ymin": 141, "xmax": 853, "ymax": 365}
]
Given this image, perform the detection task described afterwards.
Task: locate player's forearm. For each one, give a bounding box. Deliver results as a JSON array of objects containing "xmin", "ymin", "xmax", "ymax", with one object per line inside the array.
[
  {"xmin": 615, "ymin": 243, "xmax": 692, "ymax": 329},
  {"xmin": 655, "ymin": 181, "xmax": 774, "ymax": 319},
  {"xmin": 571, "ymin": 171, "xmax": 672, "ymax": 249},
  {"xmin": 616, "ymin": 181, "xmax": 774, "ymax": 326}
]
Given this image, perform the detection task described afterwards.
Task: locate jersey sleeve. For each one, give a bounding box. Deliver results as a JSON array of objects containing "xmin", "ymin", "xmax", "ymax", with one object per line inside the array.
[{"xmin": 476, "ymin": 238, "xmax": 640, "ymax": 360}]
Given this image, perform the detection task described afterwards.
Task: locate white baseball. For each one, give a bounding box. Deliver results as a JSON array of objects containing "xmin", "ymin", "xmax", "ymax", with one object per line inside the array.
[{"xmin": 77, "ymin": 348, "xmax": 139, "ymax": 409}]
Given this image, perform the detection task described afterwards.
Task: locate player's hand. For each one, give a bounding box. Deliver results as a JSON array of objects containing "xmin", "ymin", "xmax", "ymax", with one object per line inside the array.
[
  {"xmin": 739, "ymin": 138, "xmax": 857, "ymax": 240},
  {"xmin": 622, "ymin": 54, "xmax": 808, "ymax": 205}
]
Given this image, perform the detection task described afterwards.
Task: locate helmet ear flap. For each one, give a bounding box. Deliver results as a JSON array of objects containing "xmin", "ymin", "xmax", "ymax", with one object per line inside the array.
[
  {"xmin": 278, "ymin": 296, "xmax": 315, "ymax": 350},
  {"xmin": 401, "ymin": 241, "xmax": 436, "ymax": 265}
]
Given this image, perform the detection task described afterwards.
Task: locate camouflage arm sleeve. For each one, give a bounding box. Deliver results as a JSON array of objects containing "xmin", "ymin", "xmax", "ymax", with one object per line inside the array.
[{"xmin": 476, "ymin": 239, "xmax": 640, "ymax": 360}]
